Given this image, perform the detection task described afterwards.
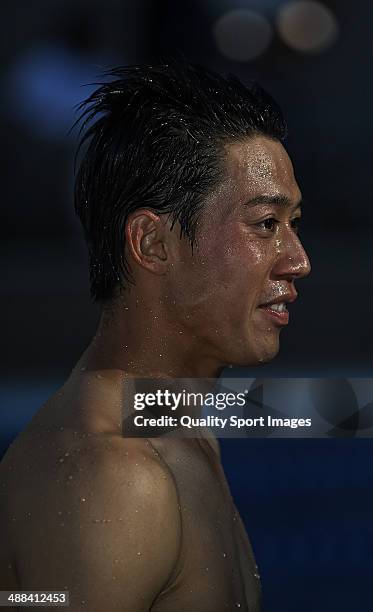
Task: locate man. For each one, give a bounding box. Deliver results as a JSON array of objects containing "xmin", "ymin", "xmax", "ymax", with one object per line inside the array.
[{"xmin": 0, "ymin": 61, "xmax": 310, "ymax": 610}]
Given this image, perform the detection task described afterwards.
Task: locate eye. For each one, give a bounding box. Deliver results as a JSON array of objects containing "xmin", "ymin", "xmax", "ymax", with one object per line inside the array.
[
  {"xmin": 257, "ymin": 218, "xmax": 277, "ymax": 232},
  {"xmin": 290, "ymin": 216, "xmax": 301, "ymax": 233}
]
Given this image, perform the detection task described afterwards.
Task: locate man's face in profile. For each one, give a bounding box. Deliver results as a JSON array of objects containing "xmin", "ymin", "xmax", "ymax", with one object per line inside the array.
[{"xmin": 168, "ymin": 135, "xmax": 311, "ymax": 367}]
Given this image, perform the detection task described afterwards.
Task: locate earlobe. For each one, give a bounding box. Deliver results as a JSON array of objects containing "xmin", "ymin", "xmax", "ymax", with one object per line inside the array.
[{"xmin": 125, "ymin": 210, "xmax": 168, "ymax": 275}]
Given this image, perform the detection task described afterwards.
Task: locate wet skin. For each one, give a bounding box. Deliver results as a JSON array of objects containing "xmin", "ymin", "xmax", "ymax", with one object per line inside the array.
[
  {"xmin": 0, "ymin": 136, "xmax": 310, "ymax": 610},
  {"xmin": 0, "ymin": 376, "xmax": 262, "ymax": 612},
  {"xmin": 166, "ymin": 136, "xmax": 311, "ymax": 369}
]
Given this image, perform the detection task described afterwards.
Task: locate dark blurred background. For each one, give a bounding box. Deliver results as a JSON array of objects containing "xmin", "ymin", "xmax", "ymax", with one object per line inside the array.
[{"xmin": 1, "ymin": 1, "xmax": 373, "ymax": 610}]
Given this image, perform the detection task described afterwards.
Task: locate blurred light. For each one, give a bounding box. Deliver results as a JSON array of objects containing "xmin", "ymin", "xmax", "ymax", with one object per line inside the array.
[
  {"xmin": 213, "ymin": 9, "xmax": 273, "ymax": 62},
  {"xmin": 276, "ymin": 1, "xmax": 338, "ymax": 54},
  {"xmin": 5, "ymin": 45, "xmax": 109, "ymax": 141}
]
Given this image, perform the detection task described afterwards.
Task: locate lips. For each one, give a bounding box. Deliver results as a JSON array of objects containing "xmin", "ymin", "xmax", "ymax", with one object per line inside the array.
[
  {"xmin": 257, "ymin": 292, "xmax": 297, "ymax": 326},
  {"xmin": 258, "ymin": 302, "xmax": 289, "ymax": 325}
]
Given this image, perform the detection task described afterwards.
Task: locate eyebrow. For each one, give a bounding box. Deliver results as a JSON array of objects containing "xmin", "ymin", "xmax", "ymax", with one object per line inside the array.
[{"xmin": 244, "ymin": 194, "xmax": 303, "ymax": 211}]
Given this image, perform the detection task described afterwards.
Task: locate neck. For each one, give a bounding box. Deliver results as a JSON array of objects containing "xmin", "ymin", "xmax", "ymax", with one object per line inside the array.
[{"xmin": 78, "ymin": 297, "xmax": 225, "ymax": 379}]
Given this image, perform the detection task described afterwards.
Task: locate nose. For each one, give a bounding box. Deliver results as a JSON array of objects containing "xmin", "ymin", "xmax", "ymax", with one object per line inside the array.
[{"xmin": 271, "ymin": 231, "xmax": 311, "ymax": 281}]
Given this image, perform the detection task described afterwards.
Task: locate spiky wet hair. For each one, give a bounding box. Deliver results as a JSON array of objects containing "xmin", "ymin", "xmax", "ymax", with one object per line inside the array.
[{"xmin": 74, "ymin": 59, "xmax": 287, "ymax": 302}]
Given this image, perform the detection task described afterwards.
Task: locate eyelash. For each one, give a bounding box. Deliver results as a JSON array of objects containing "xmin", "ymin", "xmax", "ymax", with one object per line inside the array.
[{"xmin": 257, "ymin": 217, "xmax": 301, "ymax": 233}]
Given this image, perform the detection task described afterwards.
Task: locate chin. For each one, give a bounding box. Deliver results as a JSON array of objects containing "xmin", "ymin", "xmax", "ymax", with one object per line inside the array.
[
  {"xmin": 260, "ymin": 338, "xmax": 281, "ymax": 362},
  {"xmin": 240, "ymin": 339, "xmax": 280, "ymax": 367},
  {"xmin": 258, "ymin": 348, "xmax": 279, "ymax": 364},
  {"xmin": 220, "ymin": 329, "xmax": 280, "ymax": 368}
]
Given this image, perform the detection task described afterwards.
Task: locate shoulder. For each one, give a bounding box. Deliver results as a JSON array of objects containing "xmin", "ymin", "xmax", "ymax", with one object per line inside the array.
[
  {"xmin": 4, "ymin": 431, "xmax": 181, "ymax": 545},
  {"xmin": 27, "ymin": 433, "xmax": 180, "ymax": 524},
  {"xmin": 76, "ymin": 436, "xmax": 181, "ymax": 519},
  {"xmin": 8, "ymin": 435, "xmax": 182, "ymax": 611},
  {"xmin": 64, "ymin": 436, "xmax": 182, "ymax": 566}
]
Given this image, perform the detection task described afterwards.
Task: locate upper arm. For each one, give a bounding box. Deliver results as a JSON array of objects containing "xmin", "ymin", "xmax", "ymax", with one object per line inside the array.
[{"xmin": 16, "ymin": 440, "xmax": 181, "ymax": 611}]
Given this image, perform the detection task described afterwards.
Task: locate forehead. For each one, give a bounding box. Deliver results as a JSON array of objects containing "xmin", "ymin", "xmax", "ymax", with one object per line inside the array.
[{"xmin": 221, "ymin": 136, "xmax": 301, "ymax": 206}]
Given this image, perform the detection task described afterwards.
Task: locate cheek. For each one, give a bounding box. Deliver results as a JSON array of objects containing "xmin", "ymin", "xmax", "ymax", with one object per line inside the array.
[
  {"xmin": 199, "ymin": 226, "xmax": 270, "ymax": 287},
  {"xmin": 175, "ymin": 227, "xmax": 271, "ymax": 311}
]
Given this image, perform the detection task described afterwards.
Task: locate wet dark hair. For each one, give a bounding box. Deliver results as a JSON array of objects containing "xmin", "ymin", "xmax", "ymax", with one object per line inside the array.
[{"xmin": 74, "ymin": 59, "xmax": 287, "ymax": 302}]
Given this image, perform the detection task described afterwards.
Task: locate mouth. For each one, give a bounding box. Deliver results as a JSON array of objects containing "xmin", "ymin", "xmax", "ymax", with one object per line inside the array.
[
  {"xmin": 258, "ymin": 301, "xmax": 289, "ymax": 326},
  {"xmin": 257, "ymin": 292, "xmax": 297, "ymax": 327}
]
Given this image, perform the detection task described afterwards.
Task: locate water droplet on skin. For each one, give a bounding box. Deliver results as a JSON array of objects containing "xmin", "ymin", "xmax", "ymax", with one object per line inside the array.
[
  {"xmin": 236, "ymin": 604, "xmax": 241, "ymax": 608},
  {"xmin": 65, "ymin": 452, "xmax": 70, "ymax": 457},
  {"xmin": 222, "ymin": 552, "xmax": 227, "ymax": 558},
  {"xmin": 96, "ymin": 374, "xmax": 103, "ymax": 379},
  {"xmin": 80, "ymin": 497, "xmax": 86, "ymax": 502},
  {"xmin": 137, "ymin": 552, "xmax": 142, "ymax": 556}
]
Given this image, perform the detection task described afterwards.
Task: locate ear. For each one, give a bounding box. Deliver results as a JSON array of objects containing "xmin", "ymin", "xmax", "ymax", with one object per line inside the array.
[{"xmin": 125, "ymin": 209, "xmax": 169, "ymax": 276}]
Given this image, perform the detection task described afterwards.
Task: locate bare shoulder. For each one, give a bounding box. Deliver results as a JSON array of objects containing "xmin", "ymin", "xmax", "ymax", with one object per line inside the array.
[
  {"xmin": 3, "ymin": 433, "xmax": 181, "ymax": 611},
  {"xmin": 53, "ymin": 434, "xmax": 181, "ymax": 521}
]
